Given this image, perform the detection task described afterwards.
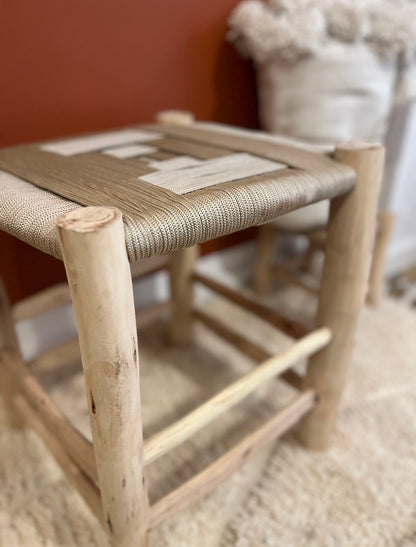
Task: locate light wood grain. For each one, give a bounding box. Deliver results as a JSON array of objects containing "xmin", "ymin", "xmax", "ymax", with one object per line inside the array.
[
  {"xmin": 149, "ymin": 389, "xmax": 316, "ymax": 528},
  {"xmin": 193, "ymin": 272, "xmax": 309, "ymax": 339},
  {"xmin": 168, "ymin": 246, "xmax": 198, "ymax": 344},
  {"xmin": 57, "ymin": 206, "xmax": 149, "ymax": 546},
  {"xmin": 299, "ymin": 142, "xmax": 385, "ymax": 449},
  {"xmin": 144, "ymin": 328, "xmax": 330, "ymax": 464}
]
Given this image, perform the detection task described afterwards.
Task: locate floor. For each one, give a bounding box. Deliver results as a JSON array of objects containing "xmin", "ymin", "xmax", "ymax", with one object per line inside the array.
[{"xmin": 1, "ymin": 274, "xmax": 415, "ymax": 546}]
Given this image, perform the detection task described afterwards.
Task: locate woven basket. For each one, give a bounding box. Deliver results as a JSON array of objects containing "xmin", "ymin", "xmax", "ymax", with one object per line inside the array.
[
  {"xmin": 254, "ymin": 42, "xmax": 398, "ymax": 229},
  {"xmin": 256, "ymin": 42, "xmax": 398, "ymax": 145}
]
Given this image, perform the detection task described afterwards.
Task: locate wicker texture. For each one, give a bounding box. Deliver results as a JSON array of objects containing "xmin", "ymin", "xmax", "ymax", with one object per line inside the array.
[{"xmin": 0, "ymin": 123, "xmax": 355, "ymax": 262}]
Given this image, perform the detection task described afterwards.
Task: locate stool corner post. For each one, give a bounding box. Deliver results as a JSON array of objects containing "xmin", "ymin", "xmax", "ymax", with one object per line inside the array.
[
  {"xmin": 168, "ymin": 245, "xmax": 199, "ymax": 345},
  {"xmin": 253, "ymin": 224, "xmax": 276, "ymax": 295},
  {"xmin": 56, "ymin": 206, "xmax": 150, "ymax": 545},
  {"xmin": 298, "ymin": 142, "xmax": 385, "ymax": 450},
  {"xmin": 0, "ymin": 277, "xmax": 26, "ymax": 429}
]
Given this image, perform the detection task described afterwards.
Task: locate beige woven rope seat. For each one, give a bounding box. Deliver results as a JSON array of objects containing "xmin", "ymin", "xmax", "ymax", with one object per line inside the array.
[
  {"xmin": 0, "ymin": 121, "xmax": 355, "ymax": 261},
  {"xmin": 0, "ymin": 114, "xmax": 384, "ymax": 546}
]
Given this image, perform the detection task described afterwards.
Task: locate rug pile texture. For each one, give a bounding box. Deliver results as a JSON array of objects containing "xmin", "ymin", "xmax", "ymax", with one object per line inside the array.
[{"xmin": 1, "ymin": 288, "xmax": 415, "ymax": 546}]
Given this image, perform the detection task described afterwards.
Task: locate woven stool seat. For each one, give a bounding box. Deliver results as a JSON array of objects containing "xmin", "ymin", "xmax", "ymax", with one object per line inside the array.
[
  {"xmin": 0, "ymin": 121, "xmax": 355, "ymax": 261},
  {"xmin": 0, "ymin": 116, "xmax": 384, "ymax": 546}
]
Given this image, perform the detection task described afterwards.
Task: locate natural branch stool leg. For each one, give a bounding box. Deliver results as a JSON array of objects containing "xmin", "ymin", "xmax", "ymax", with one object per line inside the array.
[
  {"xmin": 168, "ymin": 246, "xmax": 198, "ymax": 345},
  {"xmin": 298, "ymin": 142, "xmax": 385, "ymax": 450},
  {"xmin": 0, "ymin": 280, "xmax": 19, "ymax": 351},
  {"xmin": 254, "ymin": 224, "xmax": 276, "ymax": 294},
  {"xmin": 303, "ymin": 230, "xmax": 326, "ymax": 273},
  {"xmin": 0, "ymin": 279, "xmax": 24, "ymax": 428},
  {"xmin": 56, "ymin": 207, "xmax": 149, "ymax": 547},
  {"xmin": 367, "ymin": 211, "xmax": 395, "ymax": 306}
]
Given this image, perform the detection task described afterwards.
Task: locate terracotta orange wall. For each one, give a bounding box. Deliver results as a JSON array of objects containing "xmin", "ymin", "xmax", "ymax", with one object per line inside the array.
[{"xmin": 0, "ymin": 0, "xmax": 258, "ymax": 303}]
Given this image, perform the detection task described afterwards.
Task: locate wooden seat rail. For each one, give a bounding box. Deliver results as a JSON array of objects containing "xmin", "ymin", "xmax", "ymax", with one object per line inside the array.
[{"xmin": 192, "ymin": 272, "xmax": 309, "ymax": 339}]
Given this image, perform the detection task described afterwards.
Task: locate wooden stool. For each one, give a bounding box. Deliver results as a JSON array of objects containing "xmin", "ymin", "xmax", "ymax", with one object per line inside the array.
[
  {"xmin": 0, "ymin": 114, "xmax": 384, "ymax": 546},
  {"xmin": 253, "ymin": 150, "xmax": 394, "ymax": 307}
]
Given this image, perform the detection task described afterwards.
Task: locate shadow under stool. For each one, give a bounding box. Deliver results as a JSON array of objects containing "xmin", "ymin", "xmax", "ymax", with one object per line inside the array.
[{"xmin": 0, "ymin": 113, "xmax": 384, "ymax": 546}]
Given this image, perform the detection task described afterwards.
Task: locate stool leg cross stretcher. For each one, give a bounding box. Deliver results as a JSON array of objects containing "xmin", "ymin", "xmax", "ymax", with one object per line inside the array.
[{"xmin": 0, "ymin": 139, "xmax": 384, "ymax": 546}]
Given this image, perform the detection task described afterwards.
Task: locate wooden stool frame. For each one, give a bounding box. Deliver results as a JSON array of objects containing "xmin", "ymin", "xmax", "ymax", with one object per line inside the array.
[
  {"xmin": 0, "ymin": 142, "xmax": 384, "ymax": 546},
  {"xmin": 254, "ymin": 205, "xmax": 394, "ymax": 307}
]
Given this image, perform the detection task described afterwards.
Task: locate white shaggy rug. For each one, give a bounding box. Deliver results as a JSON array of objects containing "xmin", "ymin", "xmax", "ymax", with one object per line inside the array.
[{"xmin": 1, "ymin": 289, "xmax": 415, "ymax": 546}]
